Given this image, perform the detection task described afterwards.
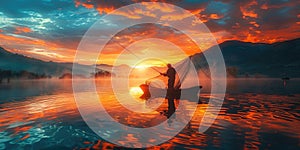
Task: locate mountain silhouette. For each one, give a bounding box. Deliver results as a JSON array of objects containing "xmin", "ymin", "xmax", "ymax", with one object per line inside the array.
[
  {"xmin": 191, "ymin": 38, "xmax": 300, "ymax": 77},
  {"xmin": 1, "ymin": 38, "xmax": 299, "ymax": 78},
  {"xmin": 0, "ymin": 47, "xmax": 96, "ymax": 77}
]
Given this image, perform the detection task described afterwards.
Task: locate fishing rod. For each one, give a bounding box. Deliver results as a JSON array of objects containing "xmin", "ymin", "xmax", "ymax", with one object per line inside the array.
[{"xmin": 114, "ymin": 40, "xmax": 163, "ymax": 74}]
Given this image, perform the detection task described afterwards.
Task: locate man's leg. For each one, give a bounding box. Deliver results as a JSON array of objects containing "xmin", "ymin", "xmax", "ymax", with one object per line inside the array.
[{"xmin": 168, "ymin": 97, "xmax": 175, "ymax": 118}]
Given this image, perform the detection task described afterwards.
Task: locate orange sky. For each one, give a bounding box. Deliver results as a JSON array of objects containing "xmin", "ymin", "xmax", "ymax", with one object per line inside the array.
[{"xmin": 0, "ymin": 0, "xmax": 299, "ymax": 65}]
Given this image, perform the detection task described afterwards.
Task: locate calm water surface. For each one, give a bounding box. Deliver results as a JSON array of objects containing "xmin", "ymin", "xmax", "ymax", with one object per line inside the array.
[{"xmin": 0, "ymin": 78, "xmax": 299, "ymax": 150}]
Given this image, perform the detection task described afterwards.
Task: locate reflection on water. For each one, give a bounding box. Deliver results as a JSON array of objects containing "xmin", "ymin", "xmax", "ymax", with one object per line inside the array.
[{"xmin": 0, "ymin": 79, "xmax": 299, "ymax": 149}]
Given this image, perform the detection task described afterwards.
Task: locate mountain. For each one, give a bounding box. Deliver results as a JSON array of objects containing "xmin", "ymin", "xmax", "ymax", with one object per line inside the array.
[
  {"xmin": 0, "ymin": 47, "xmax": 96, "ymax": 77},
  {"xmin": 96, "ymin": 64, "xmax": 132, "ymax": 77},
  {"xmin": 191, "ymin": 38, "xmax": 300, "ymax": 77},
  {"xmin": 1, "ymin": 38, "xmax": 299, "ymax": 78}
]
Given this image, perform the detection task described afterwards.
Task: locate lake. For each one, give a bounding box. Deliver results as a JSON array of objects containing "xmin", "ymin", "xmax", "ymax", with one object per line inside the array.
[{"xmin": 0, "ymin": 78, "xmax": 299, "ymax": 149}]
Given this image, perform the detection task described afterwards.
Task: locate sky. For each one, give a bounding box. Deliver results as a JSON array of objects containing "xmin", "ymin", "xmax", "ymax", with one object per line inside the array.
[{"xmin": 0, "ymin": 0, "xmax": 299, "ymax": 65}]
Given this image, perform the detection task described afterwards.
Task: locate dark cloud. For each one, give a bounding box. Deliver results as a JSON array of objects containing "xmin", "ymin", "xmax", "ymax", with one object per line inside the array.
[{"xmin": 74, "ymin": 0, "xmax": 299, "ymax": 43}]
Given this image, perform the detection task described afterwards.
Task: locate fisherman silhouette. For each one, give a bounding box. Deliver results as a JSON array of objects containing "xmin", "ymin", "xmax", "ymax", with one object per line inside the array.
[{"xmin": 160, "ymin": 64, "xmax": 177, "ymax": 118}]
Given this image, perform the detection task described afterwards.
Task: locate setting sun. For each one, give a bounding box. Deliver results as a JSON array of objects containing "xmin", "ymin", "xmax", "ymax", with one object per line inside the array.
[{"xmin": 129, "ymin": 87, "xmax": 144, "ymax": 96}]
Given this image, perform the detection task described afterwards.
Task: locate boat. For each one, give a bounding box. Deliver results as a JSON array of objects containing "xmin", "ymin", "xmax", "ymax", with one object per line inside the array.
[
  {"xmin": 281, "ymin": 77, "xmax": 290, "ymax": 80},
  {"xmin": 139, "ymin": 84, "xmax": 202, "ymax": 100},
  {"xmin": 281, "ymin": 73, "xmax": 290, "ymax": 80}
]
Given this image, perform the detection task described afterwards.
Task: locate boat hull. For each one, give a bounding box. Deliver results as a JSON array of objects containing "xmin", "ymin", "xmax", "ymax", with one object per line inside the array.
[{"xmin": 139, "ymin": 84, "xmax": 202, "ymax": 101}]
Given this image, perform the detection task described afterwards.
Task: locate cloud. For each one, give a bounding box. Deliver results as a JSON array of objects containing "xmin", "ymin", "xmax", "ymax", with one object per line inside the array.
[
  {"xmin": 74, "ymin": 0, "xmax": 125, "ymax": 14},
  {"xmin": 29, "ymin": 48, "xmax": 67, "ymax": 59},
  {"xmin": 202, "ymin": 0, "xmax": 300, "ymax": 43},
  {"xmin": 0, "ymin": 0, "xmax": 299, "ymax": 63},
  {"xmin": 240, "ymin": 0, "xmax": 258, "ymax": 19},
  {"xmin": 71, "ymin": 0, "xmax": 300, "ymax": 45},
  {"xmin": 100, "ymin": 23, "xmax": 204, "ymax": 56},
  {"xmin": 0, "ymin": 33, "xmax": 49, "ymax": 47},
  {"xmin": 14, "ymin": 26, "xmax": 32, "ymax": 34},
  {"xmin": 0, "ymin": 32, "xmax": 75, "ymax": 62}
]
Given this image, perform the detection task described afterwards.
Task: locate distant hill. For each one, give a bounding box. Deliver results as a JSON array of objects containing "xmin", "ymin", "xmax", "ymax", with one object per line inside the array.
[
  {"xmin": 0, "ymin": 47, "xmax": 96, "ymax": 77},
  {"xmin": 96, "ymin": 64, "xmax": 132, "ymax": 77},
  {"xmin": 1, "ymin": 38, "xmax": 299, "ymax": 78},
  {"xmin": 191, "ymin": 38, "xmax": 300, "ymax": 78}
]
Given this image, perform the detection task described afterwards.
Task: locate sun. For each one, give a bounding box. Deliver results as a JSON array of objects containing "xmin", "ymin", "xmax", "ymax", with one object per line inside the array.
[{"xmin": 129, "ymin": 87, "xmax": 144, "ymax": 96}]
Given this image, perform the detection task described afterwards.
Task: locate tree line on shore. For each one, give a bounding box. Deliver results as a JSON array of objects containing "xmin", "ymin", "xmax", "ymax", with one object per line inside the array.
[
  {"xmin": 0, "ymin": 69, "xmax": 113, "ymax": 82},
  {"xmin": 0, "ymin": 69, "xmax": 51, "ymax": 83}
]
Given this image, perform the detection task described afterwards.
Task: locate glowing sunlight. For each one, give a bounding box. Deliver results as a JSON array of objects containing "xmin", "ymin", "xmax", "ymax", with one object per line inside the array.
[{"xmin": 129, "ymin": 86, "xmax": 144, "ymax": 96}]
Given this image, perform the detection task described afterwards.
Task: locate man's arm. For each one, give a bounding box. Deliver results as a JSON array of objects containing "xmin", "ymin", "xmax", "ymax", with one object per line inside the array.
[{"xmin": 160, "ymin": 72, "xmax": 167, "ymax": 76}]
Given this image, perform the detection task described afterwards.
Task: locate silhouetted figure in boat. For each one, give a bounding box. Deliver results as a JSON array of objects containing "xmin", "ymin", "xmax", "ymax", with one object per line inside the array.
[{"xmin": 160, "ymin": 64, "xmax": 177, "ymax": 118}]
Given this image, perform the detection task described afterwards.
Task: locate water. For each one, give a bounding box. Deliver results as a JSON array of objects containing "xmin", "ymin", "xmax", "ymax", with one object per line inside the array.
[{"xmin": 0, "ymin": 78, "xmax": 299, "ymax": 149}]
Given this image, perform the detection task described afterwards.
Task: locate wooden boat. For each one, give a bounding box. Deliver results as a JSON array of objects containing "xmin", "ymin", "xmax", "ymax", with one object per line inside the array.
[{"xmin": 139, "ymin": 84, "xmax": 202, "ymax": 100}]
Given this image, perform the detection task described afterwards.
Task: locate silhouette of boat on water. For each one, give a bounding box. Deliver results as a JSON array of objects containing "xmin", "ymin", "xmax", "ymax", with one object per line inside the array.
[
  {"xmin": 281, "ymin": 77, "xmax": 290, "ymax": 80},
  {"xmin": 139, "ymin": 84, "xmax": 202, "ymax": 101},
  {"xmin": 281, "ymin": 73, "xmax": 291, "ymax": 80}
]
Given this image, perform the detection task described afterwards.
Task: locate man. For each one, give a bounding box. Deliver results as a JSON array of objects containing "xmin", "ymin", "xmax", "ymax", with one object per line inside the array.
[
  {"xmin": 161, "ymin": 64, "xmax": 176, "ymax": 89},
  {"xmin": 160, "ymin": 63, "xmax": 177, "ymax": 118}
]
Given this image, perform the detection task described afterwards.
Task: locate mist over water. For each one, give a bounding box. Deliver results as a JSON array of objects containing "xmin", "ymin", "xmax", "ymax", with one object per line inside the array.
[{"xmin": 0, "ymin": 78, "xmax": 299, "ymax": 149}]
